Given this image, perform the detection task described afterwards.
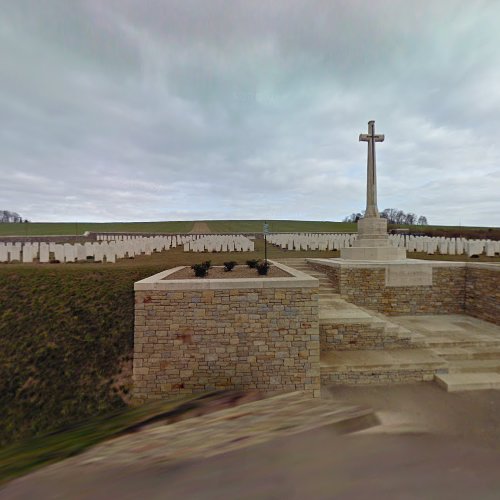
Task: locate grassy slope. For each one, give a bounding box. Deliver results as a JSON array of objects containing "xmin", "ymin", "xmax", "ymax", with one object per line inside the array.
[
  {"xmin": 0, "ymin": 394, "xmax": 206, "ymax": 484},
  {"xmin": 0, "ymin": 265, "xmax": 163, "ymax": 447},
  {"xmin": 0, "ymin": 221, "xmax": 193, "ymax": 236}
]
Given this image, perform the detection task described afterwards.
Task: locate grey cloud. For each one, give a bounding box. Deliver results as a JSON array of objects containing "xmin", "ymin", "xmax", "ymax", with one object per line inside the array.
[{"xmin": 0, "ymin": 0, "xmax": 499, "ymax": 225}]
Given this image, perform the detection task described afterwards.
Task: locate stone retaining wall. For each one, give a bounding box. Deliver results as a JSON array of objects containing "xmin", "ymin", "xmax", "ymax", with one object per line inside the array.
[
  {"xmin": 309, "ymin": 259, "xmax": 469, "ymax": 316},
  {"xmin": 465, "ymin": 264, "xmax": 500, "ymax": 325},
  {"xmin": 340, "ymin": 266, "xmax": 465, "ymax": 315},
  {"xmin": 320, "ymin": 322, "xmax": 415, "ymax": 351},
  {"xmin": 133, "ymin": 264, "xmax": 320, "ymax": 401},
  {"xmin": 321, "ymin": 368, "xmax": 437, "ymax": 385}
]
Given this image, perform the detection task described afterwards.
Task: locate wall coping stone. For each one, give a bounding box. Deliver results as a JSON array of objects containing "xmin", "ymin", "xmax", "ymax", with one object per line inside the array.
[
  {"xmin": 306, "ymin": 258, "xmax": 500, "ymax": 271},
  {"xmin": 134, "ymin": 260, "xmax": 319, "ymax": 291}
]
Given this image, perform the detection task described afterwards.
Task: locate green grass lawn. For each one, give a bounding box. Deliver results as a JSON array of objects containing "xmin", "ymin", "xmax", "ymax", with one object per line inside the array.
[
  {"xmin": 0, "ymin": 219, "xmax": 497, "ymax": 238},
  {"xmin": 204, "ymin": 220, "xmax": 357, "ymax": 233},
  {"xmin": 0, "ymin": 221, "xmax": 194, "ymax": 236}
]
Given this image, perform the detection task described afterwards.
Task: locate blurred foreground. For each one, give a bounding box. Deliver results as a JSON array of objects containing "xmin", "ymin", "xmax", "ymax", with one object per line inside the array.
[{"xmin": 2, "ymin": 383, "xmax": 500, "ymax": 499}]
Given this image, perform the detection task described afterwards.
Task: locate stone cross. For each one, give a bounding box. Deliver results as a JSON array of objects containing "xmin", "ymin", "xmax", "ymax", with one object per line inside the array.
[{"xmin": 359, "ymin": 120, "xmax": 384, "ymax": 218}]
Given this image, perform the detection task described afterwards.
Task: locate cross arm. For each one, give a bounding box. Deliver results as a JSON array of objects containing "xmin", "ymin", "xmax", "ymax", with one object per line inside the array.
[{"xmin": 359, "ymin": 134, "xmax": 385, "ymax": 142}]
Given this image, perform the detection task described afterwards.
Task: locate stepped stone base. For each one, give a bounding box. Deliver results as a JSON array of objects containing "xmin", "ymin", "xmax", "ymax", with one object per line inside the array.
[
  {"xmin": 340, "ymin": 216, "xmax": 407, "ymax": 261},
  {"xmin": 340, "ymin": 246, "xmax": 406, "ymax": 261}
]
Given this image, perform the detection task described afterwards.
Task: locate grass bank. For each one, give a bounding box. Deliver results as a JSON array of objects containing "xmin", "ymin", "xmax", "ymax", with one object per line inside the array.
[
  {"xmin": 0, "ymin": 394, "xmax": 206, "ymax": 484},
  {"xmin": 0, "ymin": 221, "xmax": 193, "ymax": 237},
  {"xmin": 0, "ymin": 264, "xmax": 168, "ymax": 448}
]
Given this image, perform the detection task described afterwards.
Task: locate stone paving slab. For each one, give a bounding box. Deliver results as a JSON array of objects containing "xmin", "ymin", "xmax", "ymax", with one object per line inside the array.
[
  {"xmin": 435, "ymin": 373, "xmax": 500, "ymax": 392},
  {"xmin": 391, "ymin": 315, "xmax": 500, "ymax": 339},
  {"xmin": 42, "ymin": 392, "xmax": 377, "ymax": 471},
  {"xmin": 447, "ymin": 359, "xmax": 500, "ymax": 373}
]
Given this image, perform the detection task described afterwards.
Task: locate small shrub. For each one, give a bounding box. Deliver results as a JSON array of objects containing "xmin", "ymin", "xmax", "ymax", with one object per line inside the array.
[
  {"xmin": 223, "ymin": 261, "xmax": 237, "ymax": 272},
  {"xmin": 256, "ymin": 261, "xmax": 270, "ymax": 275},
  {"xmin": 202, "ymin": 260, "xmax": 212, "ymax": 270},
  {"xmin": 246, "ymin": 259, "xmax": 260, "ymax": 269},
  {"xmin": 191, "ymin": 264, "xmax": 209, "ymax": 277}
]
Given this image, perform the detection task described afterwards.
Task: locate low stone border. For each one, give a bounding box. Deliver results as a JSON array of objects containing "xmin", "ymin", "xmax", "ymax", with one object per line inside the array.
[{"xmin": 134, "ymin": 260, "xmax": 318, "ymax": 290}]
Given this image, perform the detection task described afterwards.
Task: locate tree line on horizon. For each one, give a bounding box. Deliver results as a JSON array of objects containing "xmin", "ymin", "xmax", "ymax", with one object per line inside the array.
[
  {"xmin": 343, "ymin": 208, "xmax": 428, "ymax": 226},
  {"xmin": 1, "ymin": 210, "xmax": 28, "ymax": 223}
]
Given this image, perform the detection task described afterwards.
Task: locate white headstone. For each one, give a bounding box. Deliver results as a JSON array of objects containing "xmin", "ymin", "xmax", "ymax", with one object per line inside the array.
[{"xmin": 39, "ymin": 243, "xmax": 50, "ymax": 263}]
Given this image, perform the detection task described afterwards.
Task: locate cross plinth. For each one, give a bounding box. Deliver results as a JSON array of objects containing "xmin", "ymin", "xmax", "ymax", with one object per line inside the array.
[{"xmin": 359, "ymin": 120, "xmax": 384, "ymax": 218}]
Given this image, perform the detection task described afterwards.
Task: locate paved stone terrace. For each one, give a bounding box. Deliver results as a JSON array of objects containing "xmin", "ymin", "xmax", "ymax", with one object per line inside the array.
[
  {"xmin": 277, "ymin": 258, "xmax": 500, "ymax": 391},
  {"xmin": 390, "ymin": 315, "xmax": 500, "ymax": 391}
]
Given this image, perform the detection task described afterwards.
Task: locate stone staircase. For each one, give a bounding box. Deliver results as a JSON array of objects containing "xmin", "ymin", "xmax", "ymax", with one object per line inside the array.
[
  {"xmin": 278, "ymin": 258, "xmax": 446, "ymax": 386},
  {"xmin": 387, "ymin": 315, "xmax": 500, "ymax": 391},
  {"xmin": 278, "ymin": 258, "xmax": 500, "ymax": 392}
]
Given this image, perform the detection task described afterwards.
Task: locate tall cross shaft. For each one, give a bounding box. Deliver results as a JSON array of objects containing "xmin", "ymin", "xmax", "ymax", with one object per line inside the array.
[{"xmin": 359, "ymin": 120, "xmax": 384, "ymax": 218}]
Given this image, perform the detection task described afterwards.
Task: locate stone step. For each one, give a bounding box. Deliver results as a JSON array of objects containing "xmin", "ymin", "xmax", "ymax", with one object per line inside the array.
[
  {"xmin": 434, "ymin": 372, "xmax": 500, "ymax": 392},
  {"xmin": 431, "ymin": 347, "xmax": 472, "ymax": 360},
  {"xmin": 447, "ymin": 359, "xmax": 500, "ymax": 374},
  {"xmin": 433, "ymin": 347, "xmax": 500, "ymax": 361},
  {"xmin": 321, "ymin": 349, "xmax": 445, "ymax": 371},
  {"xmin": 319, "ymin": 315, "xmax": 379, "ymax": 324},
  {"xmin": 470, "ymin": 348, "xmax": 500, "ymax": 360},
  {"xmin": 321, "ymin": 349, "xmax": 446, "ymax": 385},
  {"xmin": 425, "ymin": 339, "xmax": 500, "ymax": 349}
]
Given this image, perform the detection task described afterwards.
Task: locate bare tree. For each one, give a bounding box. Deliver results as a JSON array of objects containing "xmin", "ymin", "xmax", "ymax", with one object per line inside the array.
[
  {"xmin": 0, "ymin": 210, "xmax": 23, "ymax": 223},
  {"xmin": 350, "ymin": 208, "xmax": 429, "ymax": 225},
  {"xmin": 342, "ymin": 211, "xmax": 365, "ymax": 223}
]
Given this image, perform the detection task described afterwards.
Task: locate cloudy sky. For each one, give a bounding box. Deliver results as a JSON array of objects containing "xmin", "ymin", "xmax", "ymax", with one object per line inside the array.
[{"xmin": 1, "ymin": 0, "xmax": 499, "ymax": 225}]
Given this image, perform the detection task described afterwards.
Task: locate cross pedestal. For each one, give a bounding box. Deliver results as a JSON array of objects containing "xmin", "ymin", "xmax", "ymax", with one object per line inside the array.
[{"xmin": 341, "ymin": 120, "xmax": 406, "ymax": 261}]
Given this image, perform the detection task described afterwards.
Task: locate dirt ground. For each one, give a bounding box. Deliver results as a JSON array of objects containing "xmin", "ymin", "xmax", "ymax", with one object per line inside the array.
[
  {"xmin": 189, "ymin": 222, "xmax": 212, "ymax": 234},
  {"xmin": 3, "ymin": 383, "xmax": 500, "ymax": 499},
  {"xmin": 325, "ymin": 383, "xmax": 500, "ymax": 450}
]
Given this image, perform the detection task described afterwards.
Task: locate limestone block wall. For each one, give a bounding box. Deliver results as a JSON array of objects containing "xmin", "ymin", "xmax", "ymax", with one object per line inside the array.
[
  {"xmin": 340, "ymin": 266, "xmax": 465, "ymax": 315},
  {"xmin": 310, "ymin": 263, "xmax": 340, "ymax": 293},
  {"xmin": 465, "ymin": 264, "xmax": 500, "ymax": 325},
  {"xmin": 309, "ymin": 260, "xmax": 466, "ymax": 316},
  {"xmin": 320, "ymin": 321, "xmax": 415, "ymax": 351},
  {"xmin": 321, "ymin": 367, "xmax": 437, "ymax": 386},
  {"xmin": 133, "ymin": 265, "xmax": 320, "ymax": 402}
]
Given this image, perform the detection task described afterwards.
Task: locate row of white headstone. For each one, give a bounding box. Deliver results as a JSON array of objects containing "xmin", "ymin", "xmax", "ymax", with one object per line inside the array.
[
  {"xmin": 267, "ymin": 232, "xmax": 499, "ymax": 257},
  {"xmin": 2, "ymin": 232, "xmax": 498, "ymax": 263},
  {"xmin": 94, "ymin": 233, "xmax": 194, "ymax": 245},
  {"xmin": 0, "ymin": 235, "xmax": 196, "ymax": 263},
  {"xmin": 183, "ymin": 235, "xmax": 255, "ymax": 252},
  {"xmin": 389, "ymin": 234, "xmax": 500, "ymax": 257},
  {"xmin": 267, "ymin": 233, "xmax": 357, "ymax": 251}
]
